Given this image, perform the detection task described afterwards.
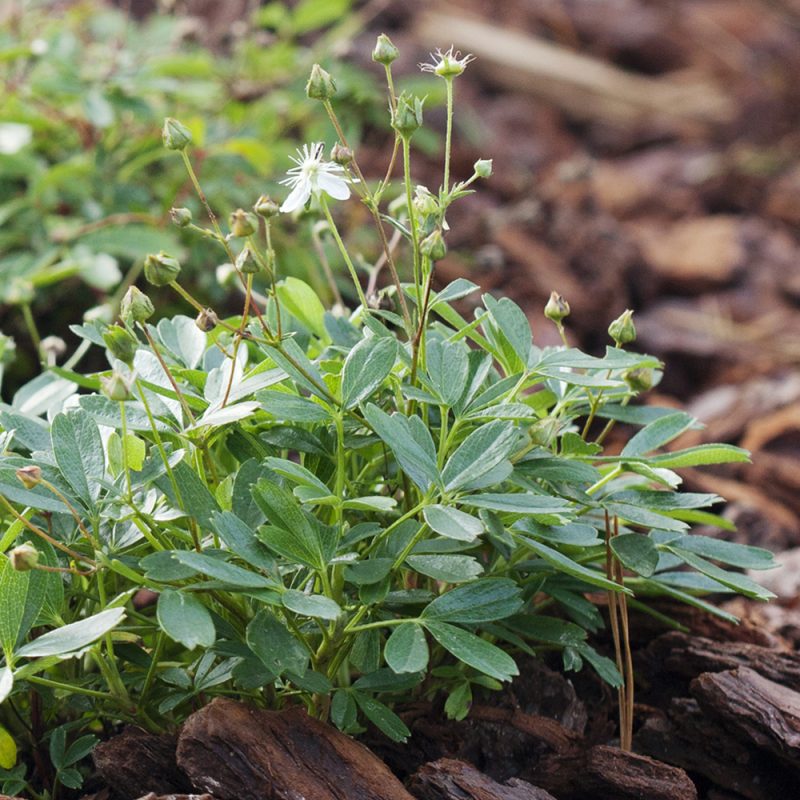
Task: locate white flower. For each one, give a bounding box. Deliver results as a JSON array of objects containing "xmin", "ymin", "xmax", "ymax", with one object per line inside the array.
[
  {"xmin": 279, "ymin": 142, "xmax": 350, "ymax": 213},
  {"xmin": 418, "ymin": 46, "xmax": 475, "ymax": 79},
  {"xmin": 0, "ymin": 123, "xmax": 32, "ymax": 155}
]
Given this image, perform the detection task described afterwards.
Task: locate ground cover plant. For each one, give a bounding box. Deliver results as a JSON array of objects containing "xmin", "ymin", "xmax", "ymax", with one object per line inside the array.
[{"xmin": 0, "ymin": 34, "xmax": 777, "ymax": 799}]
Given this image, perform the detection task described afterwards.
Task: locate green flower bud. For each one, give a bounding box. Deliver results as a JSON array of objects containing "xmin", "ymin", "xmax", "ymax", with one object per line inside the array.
[
  {"xmin": 544, "ymin": 291, "xmax": 570, "ymax": 323},
  {"xmin": 392, "ymin": 92, "xmax": 424, "ymax": 138},
  {"xmin": 229, "ymin": 209, "xmax": 257, "ymax": 238},
  {"xmin": 101, "ymin": 370, "xmax": 133, "ymax": 402},
  {"xmin": 144, "ymin": 251, "xmax": 181, "ymax": 287},
  {"xmin": 9, "ymin": 543, "xmax": 39, "ymax": 572},
  {"xmin": 306, "ymin": 64, "xmax": 337, "ymax": 100},
  {"xmin": 372, "ymin": 33, "xmax": 399, "ymax": 65},
  {"xmin": 419, "ymin": 47, "xmax": 475, "ymax": 79},
  {"xmin": 253, "ymin": 195, "xmax": 280, "ymax": 218},
  {"xmin": 608, "ymin": 309, "xmax": 636, "ymax": 346},
  {"xmin": 235, "ymin": 245, "xmax": 259, "ymax": 275},
  {"xmin": 16, "ymin": 465, "xmax": 42, "ymax": 489},
  {"xmin": 170, "ymin": 207, "xmax": 192, "ymax": 227},
  {"xmin": 120, "ymin": 286, "xmax": 154, "ymax": 325},
  {"xmin": 103, "ymin": 325, "xmax": 137, "ymax": 366},
  {"xmin": 624, "ymin": 367, "xmax": 654, "ymax": 393},
  {"xmin": 413, "ymin": 186, "xmax": 438, "ymax": 219},
  {"xmin": 331, "ymin": 143, "xmax": 353, "ymax": 166},
  {"xmin": 195, "ymin": 308, "xmax": 218, "ymax": 332},
  {"xmin": 420, "ymin": 229, "xmax": 447, "ymax": 261},
  {"xmin": 162, "ymin": 117, "xmax": 192, "ymax": 151},
  {"xmin": 474, "ymin": 159, "xmax": 493, "ymax": 178},
  {"xmin": 529, "ymin": 417, "xmax": 560, "ymax": 447}
]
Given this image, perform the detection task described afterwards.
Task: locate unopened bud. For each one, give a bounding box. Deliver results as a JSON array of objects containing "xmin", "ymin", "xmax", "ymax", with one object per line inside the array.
[
  {"xmin": 420, "ymin": 229, "xmax": 447, "ymax": 261},
  {"xmin": 372, "ymin": 33, "xmax": 399, "ymax": 66},
  {"xmin": 392, "ymin": 92, "xmax": 424, "ymax": 138},
  {"xmin": 120, "ymin": 286, "xmax": 154, "ymax": 324},
  {"xmin": 9, "ymin": 543, "xmax": 39, "ymax": 572},
  {"xmin": 195, "ymin": 308, "xmax": 218, "ymax": 332},
  {"xmin": 235, "ymin": 245, "xmax": 258, "ymax": 275},
  {"xmin": 16, "ymin": 465, "xmax": 42, "ymax": 489},
  {"xmin": 144, "ymin": 251, "xmax": 181, "ymax": 287},
  {"xmin": 103, "ymin": 325, "xmax": 137, "ymax": 366},
  {"xmin": 306, "ymin": 64, "xmax": 337, "ymax": 100},
  {"xmin": 413, "ymin": 186, "xmax": 438, "ymax": 218},
  {"xmin": 544, "ymin": 291, "xmax": 570, "ymax": 324},
  {"xmin": 162, "ymin": 117, "xmax": 192, "ymax": 151},
  {"xmin": 608, "ymin": 309, "xmax": 636, "ymax": 346},
  {"xmin": 101, "ymin": 371, "xmax": 133, "ymax": 402},
  {"xmin": 529, "ymin": 417, "xmax": 560, "ymax": 447},
  {"xmin": 229, "ymin": 209, "xmax": 257, "ymax": 238},
  {"xmin": 474, "ymin": 159, "xmax": 493, "ymax": 178},
  {"xmin": 331, "ymin": 143, "xmax": 353, "ymax": 166},
  {"xmin": 253, "ymin": 195, "xmax": 279, "ymax": 218},
  {"xmin": 170, "ymin": 207, "xmax": 192, "ymax": 227},
  {"xmin": 624, "ymin": 367, "xmax": 654, "ymax": 392}
]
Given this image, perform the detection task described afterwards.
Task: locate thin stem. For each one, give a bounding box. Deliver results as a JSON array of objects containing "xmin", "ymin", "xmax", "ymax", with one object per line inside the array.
[
  {"xmin": 319, "ymin": 194, "xmax": 368, "ymax": 311},
  {"xmin": 120, "ymin": 400, "xmax": 132, "ymax": 499},
  {"xmin": 21, "ymin": 302, "xmax": 42, "ymax": 358},
  {"xmin": 443, "ymin": 77, "xmax": 454, "ymax": 196},
  {"xmin": 402, "ymin": 136, "xmax": 422, "ymax": 312},
  {"xmin": 139, "ymin": 324, "xmax": 195, "ymax": 425}
]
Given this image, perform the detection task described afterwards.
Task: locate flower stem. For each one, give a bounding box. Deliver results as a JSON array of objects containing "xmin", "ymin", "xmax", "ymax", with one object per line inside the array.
[{"xmin": 319, "ymin": 194, "xmax": 369, "ymax": 311}]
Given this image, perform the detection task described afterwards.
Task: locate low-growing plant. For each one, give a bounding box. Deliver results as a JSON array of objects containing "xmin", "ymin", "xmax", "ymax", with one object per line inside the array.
[{"xmin": 0, "ymin": 36, "xmax": 775, "ymax": 797}]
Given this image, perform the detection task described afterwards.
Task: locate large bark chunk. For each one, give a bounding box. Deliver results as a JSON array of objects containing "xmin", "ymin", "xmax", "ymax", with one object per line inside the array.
[
  {"xmin": 408, "ymin": 758, "xmax": 557, "ymax": 800},
  {"xmin": 93, "ymin": 728, "xmax": 193, "ymax": 799},
  {"xmin": 691, "ymin": 667, "xmax": 800, "ymax": 770},
  {"xmin": 528, "ymin": 744, "xmax": 698, "ymax": 800},
  {"xmin": 176, "ymin": 698, "xmax": 414, "ymax": 800}
]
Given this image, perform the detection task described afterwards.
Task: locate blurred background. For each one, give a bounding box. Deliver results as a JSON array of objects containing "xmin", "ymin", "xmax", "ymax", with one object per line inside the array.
[{"xmin": 1, "ymin": 0, "xmax": 799, "ymax": 575}]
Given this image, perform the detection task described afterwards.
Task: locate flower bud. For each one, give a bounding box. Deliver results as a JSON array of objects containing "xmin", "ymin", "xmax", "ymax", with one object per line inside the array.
[
  {"xmin": 40, "ymin": 336, "xmax": 66, "ymax": 365},
  {"xmin": 170, "ymin": 207, "xmax": 192, "ymax": 227},
  {"xmin": 624, "ymin": 367, "xmax": 654, "ymax": 392},
  {"xmin": 529, "ymin": 417, "xmax": 560, "ymax": 447},
  {"xmin": 235, "ymin": 245, "xmax": 259, "ymax": 275},
  {"xmin": 195, "ymin": 308, "xmax": 218, "ymax": 332},
  {"xmin": 392, "ymin": 92, "xmax": 424, "ymax": 138},
  {"xmin": 372, "ymin": 33, "xmax": 399, "ymax": 65},
  {"xmin": 229, "ymin": 209, "xmax": 257, "ymax": 238},
  {"xmin": 144, "ymin": 251, "xmax": 181, "ymax": 287},
  {"xmin": 544, "ymin": 291, "xmax": 570, "ymax": 324},
  {"xmin": 474, "ymin": 159, "xmax": 493, "ymax": 178},
  {"xmin": 101, "ymin": 371, "xmax": 133, "ymax": 402},
  {"xmin": 331, "ymin": 143, "xmax": 353, "ymax": 166},
  {"xmin": 162, "ymin": 117, "xmax": 192, "ymax": 151},
  {"xmin": 253, "ymin": 194, "xmax": 279, "ymax": 218},
  {"xmin": 120, "ymin": 286, "xmax": 154, "ymax": 325},
  {"xmin": 608, "ymin": 309, "xmax": 636, "ymax": 346},
  {"xmin": 16, "ymin": 465, "xmax": 42, "ymax": 489},
  {"xmin": 306, "ymin": 64, "xmax": 337, "ymax": 100},
  {"xmin": 413, "ymin": 186, "xmax": 438, "ymax": 219},
  {"xmin": 420, "ymin": 229, "xmax": 447, "ymax": 261},
  {"xmin": 103, "ymin": 325, "xmax": 137, "ymax": 366},
  {"xmin": 9, "ymin": 543, "xmax": 39, "ymax": 572}
]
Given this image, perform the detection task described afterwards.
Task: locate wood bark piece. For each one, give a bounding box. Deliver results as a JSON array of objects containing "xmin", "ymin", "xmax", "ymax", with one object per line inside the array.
[
  {"xmin": 408, "ymin": 758, "xmax": 556, "ymax": 800},
  {"xmin": 176, "ymin": 698, "xmax": 414, "ymax": 800},
  {"xmin": 635, "ymin": 698, "xmax": 796, "ymax": 800},
  {"xmin": 646, "ymin": 631, "xmax": 800, "ymax": 690},
  {"xmin": 93, "ymin": 727, "xmax": 193, "ymax": 800},
  {"xmin": 527, "ymin": 744, "xmax": 697, "ymax": 800},
  {"xmin": 135, "ymin": 795, "xmax": 215, "ymax": 800},
  {"xmin": 691, "ymin": 667, "xmax": 800, "ymax": 770}
]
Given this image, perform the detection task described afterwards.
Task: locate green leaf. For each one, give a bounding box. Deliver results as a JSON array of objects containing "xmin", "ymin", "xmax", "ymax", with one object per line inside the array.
[
  {"xmin": 364, "ymin": 405, "xmax": 440, "ymax": 492},
  {"xmin": 385, "ymin": 623, "xmax": 429, "ymax": 673},
  {"xmin": 156, "ymin": 461, "xmax": 220, "ymax": 528},
  {"xmin": 667, "ymin": 547, "xmax": 775, "ymax": 601},
  {"xmin": 0, "ymin": 724, "xmax": 16, "ymax": 769},
  {"xmin": 107, "ymin": 432, "xmax": 146, "ymax": 476},
  {"xmin": 157, "ymin": 590, "xmax": 215, "ymax": 650},
  {"xmin": 282, "ymin": 590, "xmax": 341, "ymax": 620},
  {"xmin": 442, "ymin": 421, "xmax": 518, "ymax": 491},
  {"xmin": 264, "ymin": 339, "xmax": 328, "ymax": 401},
  {"xmin": 275, "ymin": 277, "xmax": 327, "ymax": 339},
  {"xmin": 172, "ymin": 551, "xmax": 275, "ymax": 589},
  {"xmin": 0, "ymin": 666, "xmax": 13, "ymax": 705},
  {"xmin": 0, "ymin": 555, "xmax": 46, "ymax": 659},
  {"xmin": 211, "ymin": 511, "xmax": 275, "ymax": 572},
  {"xmin": 258, "ymin": 390, "xmax": 331, "ymax": 423},
  {"xmin": 253, "ymin": 480, "xmax": 333, "ymax": 570},
  {"xmin": 423, "ymin": 505, "xmax": 484, "ymax": 542},
  {"xmin": 246, "ymin": 608, "xmax": 308, "ymax": 678},
  {"xmin": 462, "ymin": 493, "xmax": 572, "ymax": 516},
  {"xmin": 406, "ymin": 555, "xmax": 483, "ymax": 583},
  {"xmin": 483, "ymin": 295, "xmax": 532, "ymax": 368},
  {"xmin": 520, "ymin": 537, "xmax": 632, "ymax": 594},
  {"xmin": 264, "ymin": 457, "xmax": 330, "ymax": 497},
  {"xmin": 341, "ymin": 337, "xmax": 397, "ymax": 408},
  {"xmin": 50, "ymin": 410, "xmax": 104, "ymax": 507},
  {"xmin": 16, "ymin": 608, "xmax": 125, "ymax": 659},
  {"xmin": 352, "ymin": 692, "xmax": 410, "ymax": 742},
  {"xmin": 425, "ymin": 620, "xmax": 518, "ymax": 682},
  {"xmin": 649, "ymin": 444, "xmax": 751, "ymax": 468},
  {"xmin": 507, "ymin": 615, "xmax": 587, "ymax": 646},
  {"xmin": 610, "ymin": 534, "xmax": 659, "ymax": 577},
  {"xmin": 670, "ymin": 535, "xmax": 775, "ymax": 570},
  {"xmin": 343, "ymin": 558, "xmax": 393, "ymax": 585},
  {"xmin": 422, "ymin": 579, "xmax": 523, "ymax": 623},
  {"xmin": 602, "ymin": 502, "xmax": 688, "ymax": 533},
  {"xmin": 621, "ymin": 412, "xmax": 697, "ymax": 457},
  {"xmin": 426, "ymin": 338, "xmax": 469, "ymax": 407}
]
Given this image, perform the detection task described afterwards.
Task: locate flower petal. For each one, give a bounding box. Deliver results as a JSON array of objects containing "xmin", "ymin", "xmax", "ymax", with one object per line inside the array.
[
  {"xmin": 317, "ymin": 172, "xmax": 350, "ymax": 201},
  {"xmin": 280, "ymin": 181, "xmax": 312, "ymax": 213}
]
